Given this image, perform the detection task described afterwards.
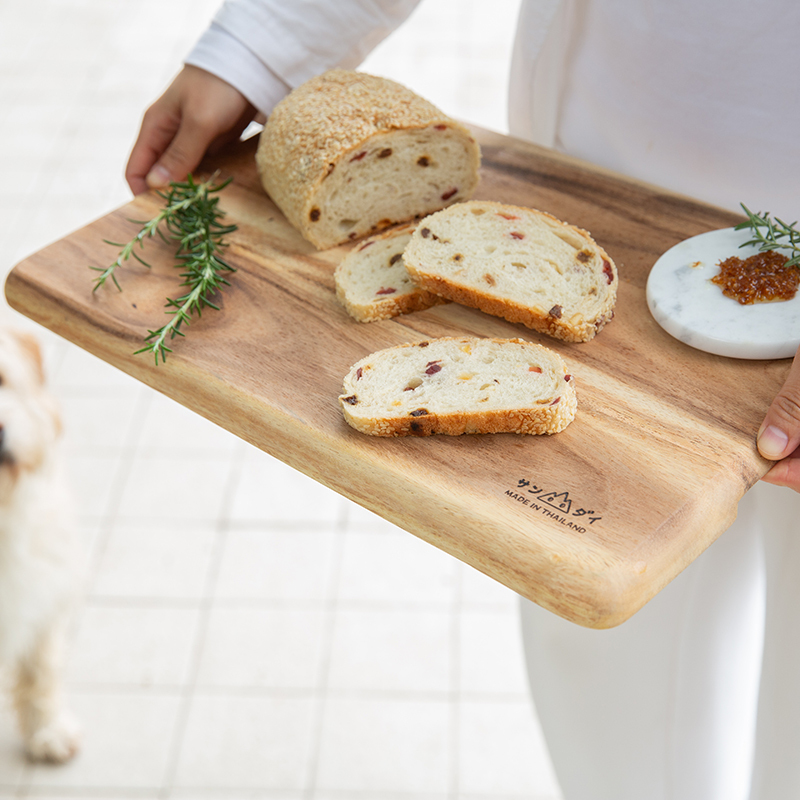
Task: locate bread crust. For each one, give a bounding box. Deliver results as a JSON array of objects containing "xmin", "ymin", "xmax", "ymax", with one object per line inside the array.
[
  {"xmin": 411, "ymin": 274, "xmax": 609, "ymax": 341},
  {"xmin": 256, "ymin": 69, "xmax": 481, "ymax": 249},
  {"xmin": 343, "ymin": 402, "xmax": 577, "ymax": 437},
  {"xmin": 337, "ymin": 287, "xmax": 450, "ymax": 323}
]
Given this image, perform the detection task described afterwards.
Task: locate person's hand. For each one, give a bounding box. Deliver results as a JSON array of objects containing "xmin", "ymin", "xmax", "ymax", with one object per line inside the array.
[
  {"xmin": 757, "ymin": 346, "xmax": 800, "ymax": 491},
  {"xmin": 126, "ymin": 65, "xmax": 257, "ymax": 195}
]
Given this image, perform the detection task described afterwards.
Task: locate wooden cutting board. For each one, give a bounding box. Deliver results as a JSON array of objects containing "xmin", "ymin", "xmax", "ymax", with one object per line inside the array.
[{"xmin": 5, "ymin": 128, "xmax": 789, "ymax": 628}]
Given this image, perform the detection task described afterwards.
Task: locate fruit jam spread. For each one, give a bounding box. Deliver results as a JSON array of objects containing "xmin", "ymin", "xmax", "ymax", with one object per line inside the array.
[{"xmin": 711, "ymin": 250, "xmax": 799, "ymax": 304}]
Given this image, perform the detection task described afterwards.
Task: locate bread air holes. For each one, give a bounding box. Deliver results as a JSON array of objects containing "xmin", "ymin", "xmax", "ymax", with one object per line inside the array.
[
  {"xmin": 470, "ymin": 207, "xmax": 486, "ymax": 216},
  {"xmin": 404, "ymin": 377, "xmax": 423, "ymax": 391},
  {"xmin": 511, "ymin": 262, "xmax": 527, "ymax": 270},
  {"xmin": 338, "ymin": 218, "xmax": 358, "ymax": 231}
]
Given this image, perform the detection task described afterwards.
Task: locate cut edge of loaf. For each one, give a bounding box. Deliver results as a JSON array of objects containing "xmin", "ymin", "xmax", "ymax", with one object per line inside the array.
[
  {"xmin": 256, "ymin": 69, "xmax": 481, "ymax": 250},
  {"xmin": 404, "ymin": 200, "xmax": 617, "ymax": 342},
  {"xmin": 334, "ymin": 224, "xmax": 451, "ymax": 322},
  {"xmin": 338, "ymin": 336, "xmax": 577, "ymax": 437}
]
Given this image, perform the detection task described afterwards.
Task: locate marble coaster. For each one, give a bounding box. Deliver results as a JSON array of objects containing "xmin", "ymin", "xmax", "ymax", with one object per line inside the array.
[{"xmin": 646, "ymin": 227, "xmax": 800, "ymax": 360}]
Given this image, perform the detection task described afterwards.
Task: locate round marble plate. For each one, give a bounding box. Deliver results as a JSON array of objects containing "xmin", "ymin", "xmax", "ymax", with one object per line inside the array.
[{"xmin": 646, "ymin": 227, "xmax": 800, "ymax": 360}]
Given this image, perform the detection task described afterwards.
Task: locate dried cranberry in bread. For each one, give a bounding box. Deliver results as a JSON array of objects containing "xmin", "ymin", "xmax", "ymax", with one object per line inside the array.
[
  {"xmin": 256, "ymin": 69, "xmax": 481, "ymax": 250},
  {"xmin": 339, "ymin": 337, "xmax": 576, "ymax": 437},
  {"xmin": 334, "ymin": 224, "xmax": 449, "ymax": 322},
  {"xmin": 403, "ymin": 201, "xmax": 617, "ymax": 342}
]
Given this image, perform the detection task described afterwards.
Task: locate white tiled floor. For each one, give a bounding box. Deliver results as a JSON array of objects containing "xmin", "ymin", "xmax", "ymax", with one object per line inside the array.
[{"xmin": 0, "ymin": 1, "xmax": 563, "ymax": 797}]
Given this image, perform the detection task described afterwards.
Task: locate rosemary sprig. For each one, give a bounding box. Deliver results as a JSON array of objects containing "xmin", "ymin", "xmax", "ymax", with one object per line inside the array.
[
  {"xmin": 90, "ymin": 174, "xmax": 237, "ymax": 364},
  {"xmin": 735, "ymin": 204, "xmax": 800, "ymax": 268}
]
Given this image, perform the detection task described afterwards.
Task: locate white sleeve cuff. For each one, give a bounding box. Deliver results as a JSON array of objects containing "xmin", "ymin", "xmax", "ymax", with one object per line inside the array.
[
  {"xmin": 206, "ymin": 0, "xmax": 422, "ymax": 89},
  {"xmin": 185, "ymin": 22, "xmax": 292, "ymax": 116}
]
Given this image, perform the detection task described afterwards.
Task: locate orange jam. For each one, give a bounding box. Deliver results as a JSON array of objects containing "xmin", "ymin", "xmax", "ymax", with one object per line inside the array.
[{"xmin": 711, "ymin": 250, "xmax": 799, "ymax": 304}]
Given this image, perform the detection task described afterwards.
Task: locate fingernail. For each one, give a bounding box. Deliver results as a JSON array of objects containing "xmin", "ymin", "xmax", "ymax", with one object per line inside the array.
[
  {"xmin": 145, "ymin": 165, "xmax": 171, "ymax": 188},
  {"xmin": 757, "ymin": 425, "xmax": 789, "ymax": 459}
]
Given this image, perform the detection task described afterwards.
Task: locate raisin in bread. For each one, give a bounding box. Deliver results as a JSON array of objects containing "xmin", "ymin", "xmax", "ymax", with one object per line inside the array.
[
  {"xmin": 339, "ymin": 337, "xmax": 576, "ymax": 437},
  {"xmin": 334, "ymin": 224, "xmax": 449, "ymax": 322},
  {"xmin": 403, "ymin": 200, "xmax": 617, "ymax": 342},
  {"xmin": 256, "ymin": 69, "xmax": 481, "ymax": 250}
]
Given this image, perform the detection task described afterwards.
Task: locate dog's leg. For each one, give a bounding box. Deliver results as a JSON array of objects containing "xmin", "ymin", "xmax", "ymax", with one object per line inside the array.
[{"xmin": 13, "ymin": 617, "xmax": 80, "ymax": 763}]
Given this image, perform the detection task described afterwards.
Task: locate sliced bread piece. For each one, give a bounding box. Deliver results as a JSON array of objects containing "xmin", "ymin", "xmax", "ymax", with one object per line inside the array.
[
  {"xmin": 402, "ymin": 200, "xmax": 617, "ymax": 342},
  {"xmin": 256, "ymin": 69, "xmax": 481, "ymax": 250},
  {"xmin": 334, "ymin": 224, "xmax": 450, "ymax": 322},
  {"xmin": 339, "ymin": 336, "xmax": 576, "ymax": 437}
]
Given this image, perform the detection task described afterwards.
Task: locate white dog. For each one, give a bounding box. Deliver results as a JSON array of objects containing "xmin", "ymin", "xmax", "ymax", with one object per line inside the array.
[{"xmin": 0, "ymin": 328, "xmax": 80, "ymax": 763}]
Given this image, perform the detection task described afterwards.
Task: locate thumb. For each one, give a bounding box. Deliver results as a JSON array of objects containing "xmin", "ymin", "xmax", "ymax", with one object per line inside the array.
[
  {"xmin": 145, "ymin": 121, "xmax": 214, "ymax": 189},
  {"xmin": 757, "ymin": 346, "xmax": 800, "ymax": 461}
]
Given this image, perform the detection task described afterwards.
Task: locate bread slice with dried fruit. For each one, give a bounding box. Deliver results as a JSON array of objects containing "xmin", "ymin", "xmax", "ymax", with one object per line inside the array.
[
  {"xmin": 334, "ymin": 224, "xmax": 449, "ymax": 322},
  {"xmin": 256, "ymin": 69, "xmax": 481, "ymax": 250},
  {"xmin": 403, "ymin": 200, "xmax": 617, "ymax": 341},
  {"xmin": 339, "ymin": 336, "xmax": 576, "ymax": 437}
]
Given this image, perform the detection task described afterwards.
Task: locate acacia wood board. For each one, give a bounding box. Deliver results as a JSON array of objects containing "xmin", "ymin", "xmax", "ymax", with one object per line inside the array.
[{"xmin": 5, "ymin": 128, "xmax": 789, "ymax": 628}]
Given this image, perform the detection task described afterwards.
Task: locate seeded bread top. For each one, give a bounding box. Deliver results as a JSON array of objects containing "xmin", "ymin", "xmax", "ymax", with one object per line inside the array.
[{"xmin": 256, "ymin": 69, "xmax": 470, "ymax": 220}]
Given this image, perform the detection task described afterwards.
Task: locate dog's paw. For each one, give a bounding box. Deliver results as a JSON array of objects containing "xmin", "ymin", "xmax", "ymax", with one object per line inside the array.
[{"xmin": 25, "ymin": 713, "xmax": 81, "ymax": 764}]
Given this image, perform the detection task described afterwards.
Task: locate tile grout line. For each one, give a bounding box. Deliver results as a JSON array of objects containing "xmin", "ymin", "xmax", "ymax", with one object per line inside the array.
[
  {"xmin": 302, "ymin": 496, "xmax": 351, "ymax": 800},
  {"xmin": 157, "ymin": 439, "xmax": 249, "ymax": 799},
  {"xmin": 449, "ymin": 564, "xmax": 464, "ymax": 800},
  {"xmin": 80, "ymin": 386, "xmax": 155, "ymax": 578},
  {"xmin": 59, "ymin": 683, "xmax": 531, "ymax": 704}
]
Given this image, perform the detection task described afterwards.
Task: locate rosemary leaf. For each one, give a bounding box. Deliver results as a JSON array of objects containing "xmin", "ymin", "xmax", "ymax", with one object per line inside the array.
[
  {"xmin": 91, "ymin": 173, "xmax": 237, "ymax": 363},
  {"xmin": 735, "ymin": 204, "xmax": 800, "ymax": 268}
]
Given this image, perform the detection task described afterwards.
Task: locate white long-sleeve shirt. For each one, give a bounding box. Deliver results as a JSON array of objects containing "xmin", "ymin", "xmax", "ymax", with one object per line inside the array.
[
  {"xmin": 186, "ymin": 0, "xmax": 422, "ymax": 119},
  {"xmin": 186, "ymin": 0, "xmax": 800, "ymax": 219}
]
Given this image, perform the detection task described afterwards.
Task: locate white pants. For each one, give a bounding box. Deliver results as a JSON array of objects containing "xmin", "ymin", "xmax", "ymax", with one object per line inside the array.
[{"xmin": 520, "ymin": 482, "xmax": 800, "ymax": 800}]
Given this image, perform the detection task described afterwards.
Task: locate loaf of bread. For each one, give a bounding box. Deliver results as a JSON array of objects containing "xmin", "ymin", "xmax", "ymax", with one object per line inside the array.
[
  {"xmin": 403, "ymin": 201, "xmax": 617, "ymax": 342},
  {"xmin": 339, "ymin": 336, "xmax": 576, "ymax": 437},
  {"xmin": 334, "ymin": 224, "xmax": 449, "ymax": 322},
  {"xmin": 256, "ymin": 69, "xmax": 481, "ymax": 250}
]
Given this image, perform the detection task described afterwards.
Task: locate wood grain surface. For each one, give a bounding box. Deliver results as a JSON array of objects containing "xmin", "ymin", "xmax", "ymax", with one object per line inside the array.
[{"xmin": 5, "ymin": 127, "xmax": 790, "ymax": 628}]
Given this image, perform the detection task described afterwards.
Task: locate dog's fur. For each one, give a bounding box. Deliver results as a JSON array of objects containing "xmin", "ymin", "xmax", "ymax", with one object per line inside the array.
[{"xmin": 0, "ymin": 328, "xmax": 80, "ymax": 762}]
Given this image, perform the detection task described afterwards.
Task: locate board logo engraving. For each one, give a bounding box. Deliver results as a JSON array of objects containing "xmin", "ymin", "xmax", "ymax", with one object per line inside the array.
[{"xmin": 505, "ymin": 479, "xmax": 602, "ymax": 532}]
